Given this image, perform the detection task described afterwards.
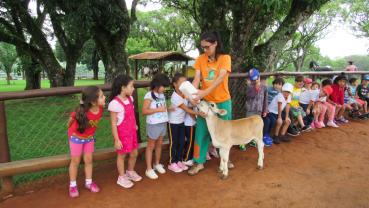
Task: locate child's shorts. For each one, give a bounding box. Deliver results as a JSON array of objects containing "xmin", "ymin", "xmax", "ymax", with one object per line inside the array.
[
  {"xmin": 290, "ymin": 106, "xmax": 306, "ymax": 119},
  {"xmin": 69, "ymin": 136, "xmax": 95, "ymax": 156},
  {"xmin": 147, "ymin": 122, "xmax": 167, "ymax": 140}
]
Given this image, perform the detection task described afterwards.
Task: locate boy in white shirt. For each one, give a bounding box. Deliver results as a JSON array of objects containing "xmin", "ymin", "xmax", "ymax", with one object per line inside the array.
[{"xmin": 263, "ymin": 83, "xmax": 293, "ymax": 144}]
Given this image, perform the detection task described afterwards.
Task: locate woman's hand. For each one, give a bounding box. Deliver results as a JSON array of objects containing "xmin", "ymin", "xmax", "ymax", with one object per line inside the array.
[
  {"xmin": 193, "ymin": 90, "xmax": 207, "ymax": 102},
  {"xmin": 114, "ymin": 139, "xmax": 123, "ymax": 150}
]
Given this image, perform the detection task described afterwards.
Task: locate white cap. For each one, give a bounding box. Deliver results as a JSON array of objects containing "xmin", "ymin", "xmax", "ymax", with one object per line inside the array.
[{"xmin": 282, "ymin": 83, "xmax": 293, "ymax": 93}]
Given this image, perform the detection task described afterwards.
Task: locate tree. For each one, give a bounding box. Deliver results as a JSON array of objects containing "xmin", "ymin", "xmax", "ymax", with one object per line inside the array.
[
  {"xmin": 90, "ymin": 0, "xmax": 139, "ymax": 83},
  {"xmin": 346, "ymin": 0, "xmax": 369, "ymax": 39},
  {"xmin": 0, "ymin": 43, "xmax": 17, "ymax": 85}
]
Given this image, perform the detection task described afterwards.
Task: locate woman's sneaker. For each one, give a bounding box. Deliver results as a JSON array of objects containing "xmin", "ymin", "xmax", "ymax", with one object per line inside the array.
[
  {"xmin": 168, "ymin": 163, "xmax": 183, "ymax": 173},
  {"xmin": 183, "ymin": 160, "xmax": 194, "ymax": 166},
  {"xmin": 153, "ymin": 164, "xmax": 166, "ymax": 174},
  {"xmin": 69, "ymin": 186, "xmax": 79, "ymax": 198},
  {"xmin": 126, "ymin": 170, "xmax": 142, "ymax": 182},
  {"xmin": 327, "ymin": 120, "xmax": 339, "ymax": 128},
  {"xmin": 188, "ymin": 163, "xmax": 204, "ymax": 176},
  {"xmin": 85, "ymin": 182, "xmax": 100, "ymax": 193},
  {"xmin": 239, "ymin": 144, "xmax": 247, "ymax": 151},
  {"xmin": 117, "ymin": 176, "xmax": 134, "ymax": 188},
  {"xmin": 145, "ymin": 169, "xmax": 158, "ymax": 179},
  {"xmin": 177, "ymin": 161, "xmax": 188, "ymax": 171},
  {"xmin": 209, "ymin": 147, "xmax": 219, "ymax": 158}
]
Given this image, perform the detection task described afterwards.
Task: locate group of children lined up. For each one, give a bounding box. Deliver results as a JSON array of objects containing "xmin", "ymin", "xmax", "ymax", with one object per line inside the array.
[
  {"xmin": 66, "ymin": 73, "xmax": 201, "ymax": 198},
  {"xmin": 242, "ymin": 68, "xmax": 369, "ymax": 149},
  {"xmin": 66, "ymin": 70, "xmax": 369, "ymax": 198}
]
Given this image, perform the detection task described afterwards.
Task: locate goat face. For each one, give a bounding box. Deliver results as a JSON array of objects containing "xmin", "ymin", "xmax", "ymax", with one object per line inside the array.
[{"xmin": 198, "ymin": 101, "xmax": 227, "ymax": 117}]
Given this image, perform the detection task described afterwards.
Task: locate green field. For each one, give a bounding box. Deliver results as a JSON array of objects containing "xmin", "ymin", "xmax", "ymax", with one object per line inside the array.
[{"xmin": 0, "ymin": 79, "xmax": 105, "ymax": 92}]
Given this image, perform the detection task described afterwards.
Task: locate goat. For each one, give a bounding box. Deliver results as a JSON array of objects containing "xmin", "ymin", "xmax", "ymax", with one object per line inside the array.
[{"xmin": 197, "ymin": 100, "xmax": 264, "ymax": 179}]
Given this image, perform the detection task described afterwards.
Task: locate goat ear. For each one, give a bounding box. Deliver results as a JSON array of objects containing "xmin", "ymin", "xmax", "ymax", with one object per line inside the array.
[{"xmin": 217, "ymin": 109, "xmax": 227, "ymax": 116}]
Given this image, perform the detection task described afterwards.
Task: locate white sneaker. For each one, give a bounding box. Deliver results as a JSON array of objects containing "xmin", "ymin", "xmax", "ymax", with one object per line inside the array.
[
  {"xmin": 327, "ymin": 120, "xmax": 338, "ymax": 128},
  {"xmin": 183, "ymin": 160, "xmax": 194, "ymax": 166},
  {"xmin": 145, "ymin": 169, "xmax": 158, "ymax": 180},
  {"xmin": 153, "ymin": 164, "xmax": 166, "ymax": 174},
  {"xmin": 117, "ymin": 176, "xmax": 134, "ymax": 188}
]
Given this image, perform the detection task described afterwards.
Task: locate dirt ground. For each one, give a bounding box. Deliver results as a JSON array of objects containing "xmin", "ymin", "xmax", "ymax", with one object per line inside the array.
[{"xmin": 1, "ymin": 120, "xmax": 369, "ymax": 208}]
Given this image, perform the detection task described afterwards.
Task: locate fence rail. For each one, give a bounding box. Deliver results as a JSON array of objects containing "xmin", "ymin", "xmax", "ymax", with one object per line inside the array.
[{"xmin": 0, "ymin": 70, "xmax": 367, "ymax": 193}]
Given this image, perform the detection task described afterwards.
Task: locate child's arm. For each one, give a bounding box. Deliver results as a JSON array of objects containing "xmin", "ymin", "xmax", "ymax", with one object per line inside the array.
[
  {"xmin": 67, "ymin": 117, "xmax": 74, "ymax": 127},
  {"xmin": 142, "ymin": 99, "xmax": 166, "ymax": 115},
  {"xmin": 306, "ymin": 100, "xmax": 313, "ymax": 115},
  {"xmin": 262, "ymin": 88, "xmax": 268, "ymax": 117},
  {"xmin": 277, "ymin": 102, "xmax": 283, "ymax": 122},
  {"xmin": 110, "ymin": 111, "xmax": 122, "ymax": 149},
  {"xmin": 178, "ymin": 103, "xmax": 201, "ymax": 116}
]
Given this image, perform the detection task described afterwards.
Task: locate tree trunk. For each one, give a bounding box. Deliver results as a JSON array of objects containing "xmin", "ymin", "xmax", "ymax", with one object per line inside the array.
[
  {"xmin": 92, "ymin": 48, "xmax": 99, "ymax": 80},
  {"xmin": 6, "ymin": 72, "xmax": 11, "ymax": 85},
  {"xmin": 24, "ymin": 57, "xmax": 41, "ymax": 90},
  {"xmin": 94, "ymin": 34, "xmax": 130, "ymax": 83},
  {"xmin": 63, "ymin": 57, "xmax": 76, "ymax": 86}
]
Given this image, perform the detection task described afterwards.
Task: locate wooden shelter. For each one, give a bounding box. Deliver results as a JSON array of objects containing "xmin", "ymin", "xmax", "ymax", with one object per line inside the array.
[{"xmin": 128, "ymin": 51, "xmax": 194, "ymax": 79}]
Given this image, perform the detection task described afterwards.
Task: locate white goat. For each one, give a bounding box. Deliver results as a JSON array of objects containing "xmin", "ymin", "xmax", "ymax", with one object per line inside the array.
[{"xmin": 197, "ymin": 100, "xmax": 264, "ymax": 179}]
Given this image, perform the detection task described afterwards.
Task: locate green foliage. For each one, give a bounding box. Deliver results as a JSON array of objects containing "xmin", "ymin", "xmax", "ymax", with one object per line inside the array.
[
  {"xmin": 345, "ymin": 0, "xmax": 369, "ymax": 38},
  {"xmin": 0, "ymin": 43, "xmax": 18, "ymax": 77}
]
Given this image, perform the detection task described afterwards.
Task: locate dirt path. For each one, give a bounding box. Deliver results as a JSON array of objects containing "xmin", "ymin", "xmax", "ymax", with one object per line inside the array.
[{"xmin": 1, "ymin": 120, "xmax": 369, "ymax": 208}]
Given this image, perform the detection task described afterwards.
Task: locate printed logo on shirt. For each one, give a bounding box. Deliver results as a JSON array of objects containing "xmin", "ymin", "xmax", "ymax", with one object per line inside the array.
[
  {"xmin": 89, "ymin": 119, "xmax": 101, "ymax": 128},
  {"xmin": 205, "ymin": 68, "xmax": 216, "ymax": 81}
]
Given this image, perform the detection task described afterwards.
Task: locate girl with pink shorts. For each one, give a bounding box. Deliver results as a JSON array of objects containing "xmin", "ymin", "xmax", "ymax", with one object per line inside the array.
[{"xmin": 67, "ymin": 86, "xmax": 106, "ymax": 198}]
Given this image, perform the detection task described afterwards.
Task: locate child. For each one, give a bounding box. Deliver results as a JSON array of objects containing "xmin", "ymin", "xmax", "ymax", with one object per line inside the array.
[
  {"xmin": 321, "ymin": 79, "xmax": 339, "ymax": 127},
  {"xmin": 142, "ymin": 73, "xmax": 170, "ymax": 179},
  {"xmin": 289, "ymin": 75, "xmax": 311, "ymax": 132},
  {"xmin": 67, "ymin": 86, "xmax": 105, "ymax": 198},
  {"xmin": 330, "ymin": 75, "xmax": 349, "ymax": 123},
  {"xmin": 310, "ymin": 82, "xmax": 325, "ymax": 128},
  {"xmin": 349, "ymin": 78, "xmax": 368, "ymax": 114},
  {"xmin": 108, "ymin": 75, "xmax": 142, "ymax": 189},
  {"xmin": 183, "ymin": 99, "xmax": 197, "ymax": 167},
  {"xmin": 241, "ymin": 68, "xmax": 269, "ymax": 150},
  {"xmin": 299, "ymin": 78, "xmax": 314, "ymax": 128},
  {"xmin": 267, "ymin": 77, "xmax": 285, "ymax": 105},
  {"xmin": 357, "ymin": 75, "xmax": 369, "ymax": 109},
  {"xmin": 263, "ymin": 83, "xmax": 293, "ymax": 144},
  {"xmin": 168, "ymin": 73, "xmax": 200, "ymax": 172}
]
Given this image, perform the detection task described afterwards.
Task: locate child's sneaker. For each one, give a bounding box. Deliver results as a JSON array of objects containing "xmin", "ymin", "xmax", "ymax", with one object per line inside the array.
[
  {"xmin": 337, "ymin": 117, "xmax": 349, "ymax": 123},
  {"xmin": 117, "ymin": 176, "xmax": 134, "ymax": 188},
  {"xmin": 153, "ymin": 164, "xmax": 166, "ymax": 174},
  {"xmin": 85, "ymin": 182, "xmax": 100, "ymax": 193},
  {"xmin": 301, "ymin": 125, "xmax": 312, "ymax": 132},
  {"xmin": 319, "ymin": 121, "xmax": 326, "ymax": 128},
  {"xmin": 310, "ymin": 122, "xmax": 315, "ymax": 129},
  {"xmin": 249, "ymin": 140, "xmax": 257, "ymax": 147},
  {"xmin": 69, "ymin": 186, "xmax": 79, "ymax": 198},
  {"xmin": 314, "ymin": 121, "xmax": 323, "ymax": 129},
  {"xmin": 145, "ymin": 169, "xmax": 158, "ymax": 180},
  {"xmin": 183, "ymin": 160, "xmax": 194, "ymax": 166},
  {"xmin": 327, "ymin": 120, "xmax": 339, "ymax": 128},
  {"xmin": 168, "ymin": 163, "xmax": 183, "ymax": 173},
  {"xmin": 263, "ymin": 136, "xmax": 273, "ymax": 146},
  {"xmin": 126, "ymin": 170, "xmax": 142, "ymax": 182},
  {"xmin": 239, "ymin": 144, "xmax": 247, "ymax": 151},
  {"xmin": 177, "ymin": 161, "xmax": 188, "ymax": 171}
]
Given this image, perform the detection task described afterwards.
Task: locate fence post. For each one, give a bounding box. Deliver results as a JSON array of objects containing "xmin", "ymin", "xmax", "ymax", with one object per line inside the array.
[
  {"xmin": 132, "ymin": 89, "xmax": 142, "ymax": 143},
  {"xmin": 0, "ymin": 101, "xmax": 13, "ymax": 193}
]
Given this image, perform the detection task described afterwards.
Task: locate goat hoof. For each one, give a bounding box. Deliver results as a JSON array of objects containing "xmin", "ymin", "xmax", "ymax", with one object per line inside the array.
[
  {"xmin": 220, "ymin": 174, "xmax": 228, "ymax": 180},
  {"xmin": 257, "ymin": 165, "xmax": 264, "ymax": 170}
]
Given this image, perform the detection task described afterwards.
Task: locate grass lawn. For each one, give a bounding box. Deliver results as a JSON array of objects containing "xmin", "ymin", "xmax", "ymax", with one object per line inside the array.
[{"xmin": 0, "ymin": 79, "xmax": 105, "ymax": 92}]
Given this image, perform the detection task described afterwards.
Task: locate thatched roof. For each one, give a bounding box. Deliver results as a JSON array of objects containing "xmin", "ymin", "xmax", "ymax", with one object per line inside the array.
[{"xmin": 128, "ymin": 51, "xmax": 194, "ymax": 61}]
